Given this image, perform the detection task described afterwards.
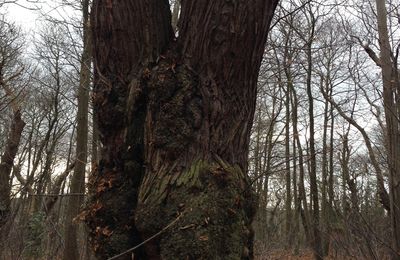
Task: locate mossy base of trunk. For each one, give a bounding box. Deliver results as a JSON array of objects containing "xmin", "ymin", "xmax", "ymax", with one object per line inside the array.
[{"xmin": 136, "ymin": 159, "xmax": 257, "ymax": 259}]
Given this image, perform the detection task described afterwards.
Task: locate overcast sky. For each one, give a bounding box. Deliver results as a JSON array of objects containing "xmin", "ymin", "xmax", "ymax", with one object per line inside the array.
[
  {"xmin": 4, "ymin": 0, "xmax": 77, "ymax": 34},
  {"xmin": 5, "ymin": 2, "xmax": 40, "ymax": 30}
]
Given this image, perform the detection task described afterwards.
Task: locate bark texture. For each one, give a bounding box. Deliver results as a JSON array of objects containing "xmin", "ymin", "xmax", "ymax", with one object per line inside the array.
[{"xmin": 85, "ymin": 0, "xmax": 278, "ymax": 259}]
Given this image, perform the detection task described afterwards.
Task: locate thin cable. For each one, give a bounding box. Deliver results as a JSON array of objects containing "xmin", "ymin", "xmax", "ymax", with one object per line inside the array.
[{"xmin": 107, "ymin": 212, "xmax": 183, "ymax": 260}]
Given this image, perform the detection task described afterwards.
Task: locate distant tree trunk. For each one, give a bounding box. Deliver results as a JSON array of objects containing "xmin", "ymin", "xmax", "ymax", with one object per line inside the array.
[
  {"xmin": 63, "ymin": 0, "xmax": 91, "ymax": 259},
  {"xmin": 252, "ymin": 99, "xmax": 280, "ymax": 244},
  {"xmin": 45, "ymin": 162, "xmax": 75, "ymax": 214},
  {"xmin": 281, "ymin": 29, "xmax": 300, "ymax": 250},
  {"xmin": 327, "ymin": 88, "xmax": 335, "ymax": 255},
  {"xmin": 253, "ymin": 109, "xmax": 262, "ymax": 195},
  {"xmin": 284, "ymin": 87, "xmax": 292, "ymax": 246},
  {"xmin": 260, "ymin": 89, "xmax": 279, "ymax": 240},
  {"xmin": 291, "ymin": 108, "xmax": 300, "ymax": 255},
  {"xmin": 0, "ymin": 110, "xmax": 25, "ymax": 229},
  {"xmin": 282, "ymin": 26, "xmax": 293, "ymax": 246},
  {"xmin": 305, "ymin": 15, "xmax": 322, "ymax": 258},
  {"xmin": 33, "ymin": 137, "xmax": 59, "ymax": 213},
  {"xmin": 321, "ymin": 74, "xmax": 332, "ymax": 256},
  {"xmin": 328, "ymin": 103, "xmax": 335, "ymax": 213},
  {"xmin": 43, "ymin": 120, "xmax": 75, "ymax": 215},
  {"xmin": 290, "ymin": 82, "xmax": 311, "ymax": 243},
  {"xmin": 85, "ymin": 0, "xmax": 279, "ymax": 259},
  {"xmin": 252, "ymin": 108, "xmax": 264, "ymax": 240},
  {"xmin": 339, "ymin": 132, "xmax": 358, "ymax": 212}
]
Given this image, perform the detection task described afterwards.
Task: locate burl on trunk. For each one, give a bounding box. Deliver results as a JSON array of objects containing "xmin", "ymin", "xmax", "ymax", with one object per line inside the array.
[{"xmin": 84, "ymin": 0, "xmax": 278, "ymax": 259}]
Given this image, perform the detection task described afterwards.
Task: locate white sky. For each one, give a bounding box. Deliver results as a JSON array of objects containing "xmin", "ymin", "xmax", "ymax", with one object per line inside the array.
[
  {"xmin": 3, "ymin": 0, "xmax": 77, "ymax": 34},
  {"xmin": 4, "ymin": 2, "xmax": 41, "ymax": 31}
]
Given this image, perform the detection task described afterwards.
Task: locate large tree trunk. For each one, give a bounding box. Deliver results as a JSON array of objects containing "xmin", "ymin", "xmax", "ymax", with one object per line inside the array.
[{"xmin": 84, "ymin": 0, "xmax": 278, "ymax": 259}]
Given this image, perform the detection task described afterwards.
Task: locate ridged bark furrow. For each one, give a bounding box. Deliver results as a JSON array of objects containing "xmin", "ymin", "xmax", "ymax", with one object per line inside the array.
[{"xmin": 85, "ymin": 0, "xmax": 278, "ymax": 259}]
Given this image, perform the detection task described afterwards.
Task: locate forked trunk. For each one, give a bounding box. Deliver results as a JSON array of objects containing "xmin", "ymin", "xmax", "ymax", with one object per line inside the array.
[{"xmin": 85, "ymin": 0, "xmax": 278, "ymax": 259}]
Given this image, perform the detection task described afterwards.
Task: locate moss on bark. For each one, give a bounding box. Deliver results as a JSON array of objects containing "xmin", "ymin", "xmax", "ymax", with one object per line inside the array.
[{"xmin": 135, "ymin": 159, "xmax": 256, "ymax": 259}]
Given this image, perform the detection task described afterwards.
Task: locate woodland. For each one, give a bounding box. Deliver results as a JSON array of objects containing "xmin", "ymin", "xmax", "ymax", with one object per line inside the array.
[{"xmin": 0, "ymin": 0, "xmax": 399, "ymax": 259}]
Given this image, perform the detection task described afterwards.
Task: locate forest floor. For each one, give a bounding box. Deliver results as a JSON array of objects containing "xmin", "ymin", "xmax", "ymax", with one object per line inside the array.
[{"xmin": 255, "ymin": 249, "xmax": 388, "ymax": 259}]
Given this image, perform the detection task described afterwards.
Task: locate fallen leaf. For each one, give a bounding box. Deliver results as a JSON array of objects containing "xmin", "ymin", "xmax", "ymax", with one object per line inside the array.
[
  {"xmin": 102, "ymin": 226, "xmax": 113, "ymax": 237},
  {"xmin": 199, "ymin": 235, "xmax": 209, "ymax": 241}
]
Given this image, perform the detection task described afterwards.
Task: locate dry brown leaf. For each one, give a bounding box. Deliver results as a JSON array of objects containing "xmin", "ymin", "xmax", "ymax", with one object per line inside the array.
[
  {"xmin": 198, "ymin": 235, "xmax": 209, "ymax": 241},
  {"xmin": 102, "ymin": 226, "xmax": 113, "ymax": 237}
]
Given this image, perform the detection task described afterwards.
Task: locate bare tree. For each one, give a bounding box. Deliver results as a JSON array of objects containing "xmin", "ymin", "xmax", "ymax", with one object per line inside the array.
[{"xmin": 0, "ymin": 18, "xmax": 25, "ymax": 233}]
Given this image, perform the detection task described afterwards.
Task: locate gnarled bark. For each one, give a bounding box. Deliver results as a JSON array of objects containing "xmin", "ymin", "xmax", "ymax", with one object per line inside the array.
[{"xmin": 85, "ymin": 1, "xmax": 278, "ymax": 259}]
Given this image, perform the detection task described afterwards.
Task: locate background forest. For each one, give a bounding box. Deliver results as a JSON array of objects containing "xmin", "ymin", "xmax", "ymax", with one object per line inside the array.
[{"xmin": 0, "ymin": 0, "xmax": 399, "ymax": 259}]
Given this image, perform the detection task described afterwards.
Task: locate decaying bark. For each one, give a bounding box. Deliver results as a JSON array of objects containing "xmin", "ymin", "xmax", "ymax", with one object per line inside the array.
[{"xmin": 85, "ymin": 0, "xmax": 279, "ymax": 259}]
